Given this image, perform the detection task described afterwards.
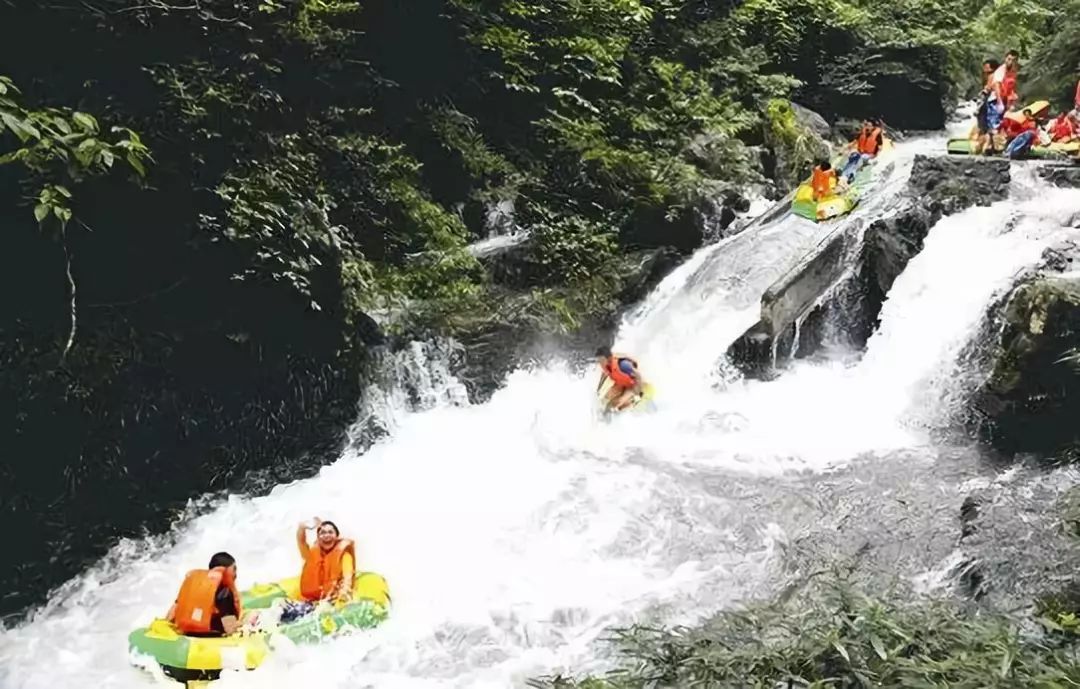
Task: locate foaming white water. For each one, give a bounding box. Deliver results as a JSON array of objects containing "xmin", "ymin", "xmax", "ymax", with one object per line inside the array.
[
  {"xmin": 4, "ymin": 137, "xmax": 1078, "ymax": 689},
  {"xmin": 633, "ymin": 180, "xmax": 1080, "ymax": 472}
]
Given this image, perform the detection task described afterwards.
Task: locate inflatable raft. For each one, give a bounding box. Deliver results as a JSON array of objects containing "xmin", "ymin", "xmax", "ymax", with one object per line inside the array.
[
  {"xmin": 791, "ymin": 140, "xmax": 893, "ymax": 222},
  {"xmin": 598, "ymin": 377, "xmax": 656, "ymax": 414},
  {"xmin": 129, "ymin": 571, "xmax": 389, "ymax": 683},
  {"xmin": 946, "ymin": 138, "xmax": 1078, "ymax": 159}
]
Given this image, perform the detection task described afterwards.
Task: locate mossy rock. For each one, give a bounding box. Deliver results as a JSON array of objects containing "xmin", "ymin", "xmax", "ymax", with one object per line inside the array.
[{"xmin": 977, "ymin": 277, "xmax": 1080, "ymax": 454}]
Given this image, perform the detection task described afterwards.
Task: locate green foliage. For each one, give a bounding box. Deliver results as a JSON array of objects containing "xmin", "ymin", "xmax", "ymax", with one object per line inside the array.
[
  {"xmin": 0, "ymin": 75, "xmax": 149, "ymax": 230},
  {"xmin": 528, "ymin": 214, "xmax": 619, "ymax": 285},
  {"xmin": 765, "ymin": 98, "xmax": 831, "ymax": 188},
  {"xmin": 530, "ymin": 583, "xmax": 1080, "ymax": 688}
]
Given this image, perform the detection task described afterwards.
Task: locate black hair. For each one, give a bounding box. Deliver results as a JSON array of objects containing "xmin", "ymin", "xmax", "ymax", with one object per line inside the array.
[
  {"xmin": 818, "ymin": 160, "xmax": 832, "ymax": 171},
  {"xmin": 318, "ymin": 520, "xmax": 340, "ymax": 536},
  {"xmin": 984, "ymin": 58, "xmax": 1000, "ymax": 69},
  {"xmin": 1006, "ymin": 50, "xmax": 1019, "ymax": 59},
  {"xmin": 595, "ymin": 346, "xmax": 612, "ymax": 358},
  {"xmin": 208, "ymin": 552, "xmax": 235, "ymax": 569}
]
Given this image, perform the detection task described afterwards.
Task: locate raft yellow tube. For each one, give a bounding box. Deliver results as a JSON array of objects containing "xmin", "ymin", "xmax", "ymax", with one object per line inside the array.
[
  {"xmin": 597, "ymin": 377, "xmax": 656, "ymax": 413},
  {"xmin": 129, "ymin": 571, "xmax": 389, "ymax": 682},
  {"xmin": 791, "ymin": 139, "xmax": 894, "ymax": 222}
]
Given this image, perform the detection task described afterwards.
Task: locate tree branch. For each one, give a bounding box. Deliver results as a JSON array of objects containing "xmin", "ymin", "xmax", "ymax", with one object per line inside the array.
[{"xmin": 59, "ymin": 234, "xmax": 78, "ymax": 364}]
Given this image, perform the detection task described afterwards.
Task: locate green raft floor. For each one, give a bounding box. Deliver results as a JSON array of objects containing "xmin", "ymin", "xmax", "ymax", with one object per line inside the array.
[
  {"xmin": 790, "ymin": 153, "xmax": 877, "ymax": 222},
  {"xmin": 946, "ymin": 138, "xmax": 1079, "ymax": 160}
]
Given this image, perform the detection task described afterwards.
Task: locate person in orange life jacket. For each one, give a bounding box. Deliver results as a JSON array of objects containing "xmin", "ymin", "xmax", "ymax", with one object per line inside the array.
[
  {"xmin": 1003, "ymin": 109, "xmax": 1040, "ymax": 159},
  {"xmin": 297, "ymin": 518, "xmax": 355, "ymax": 604},
  {"xmin": 839, "ymin": 119, "xmax": 884, "ymax": 180},
  {"xmin": 1072, "ymin": 63, "xmax": 1080, "ymax": 121},
  {"xmin": 974, "ymin": 60, "xmax": 1001, "ymax": 154},
  {"xmin": 1049, "ymin": 112, "xmax": 1077, "ymax": 143},
  {"xmin": 810, "ymin": 160, "xmax": 837, "ymax": 201},
  {"xmin": 166, "ymin": 552, "xmax": 246, "ymax": 636},
  {"xmin": 991, "ymin": 50, "xmax": 1020, "ymax": 113},
  {"xmin": 595, "ymin": 346, "xmax": 643, "ymax": 411}
]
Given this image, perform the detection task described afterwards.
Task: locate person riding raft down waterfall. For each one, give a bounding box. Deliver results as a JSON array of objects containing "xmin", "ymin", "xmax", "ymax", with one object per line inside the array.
[
  {"xmin": 810, "ymin": 160, "xmax": 837, "ymax": 202},
  {"xmin": 297, "ymin": 517, "xmax": 355, "ymax": 604},
  {"xmin": 595, "ymin": 346, "xmax": 645, "ymax": 412},
  {"xmin": 839, "ymin": 119, "xmax": 884, "ymax": 180},
  {"xmin": 166, "ymin": 552, "xmax": 248, "ymax": 637}
]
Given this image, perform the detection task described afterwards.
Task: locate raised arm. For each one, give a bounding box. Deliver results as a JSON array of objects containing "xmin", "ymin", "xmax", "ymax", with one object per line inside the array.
[{"xmin": 296, "ymin": 518, "xmax": 317, "ymax": 560}]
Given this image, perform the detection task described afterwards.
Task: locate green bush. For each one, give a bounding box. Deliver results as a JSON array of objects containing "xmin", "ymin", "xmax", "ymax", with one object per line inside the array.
[{"xmin": 531, "ymin": 582, "xmax": 1080, "ymax": 689}]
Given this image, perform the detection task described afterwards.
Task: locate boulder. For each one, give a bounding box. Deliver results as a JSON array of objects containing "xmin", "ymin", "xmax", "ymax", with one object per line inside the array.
[
  {"xmin": 763, "ymin": 99, "xmax": 831, "ymax": 191},
  {"xmin": 623, "ymin": 187, "xmax": 748, "ymax": 253},
  {"xmin": 973, "ymin": 276, "xmax": 1080, "ymax": 454},
  {"xmin": 791, "ymin": 102, "xmax": 832, "ymax": 139},
  {"xmin": 1039, "ymin": 166, "xmax": 1080, "ymax": 189},
  {"xmin": 907, "ymin": 156, "xmax": 1011, "ymax": 213}
]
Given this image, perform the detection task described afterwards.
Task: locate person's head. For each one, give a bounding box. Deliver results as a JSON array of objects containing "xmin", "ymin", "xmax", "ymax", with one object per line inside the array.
[
  {"xmin": 982, "ymin": 58, "xmax": 1000, "ymax": 74},
  {"xmin": 208, "ymin": 552, "xmax": 237, "ymax": 585},
  {"xmin": 872, "ymin": 117, "xmax": 883, "ymax": 128},
  {"xmin": 595, "ymin": 345, "xmax": 612, "ymax": 365},
  {"xmin": 1005, "ymin": 50, "xmax": 1019, "ymax": 69},
  {"xmin": 316, "ymin": 520, "xmax": 340, "ymax": 549},
  {"xmin": 818, "ymin": 160, "xmax": 831, "ymax": 172}
]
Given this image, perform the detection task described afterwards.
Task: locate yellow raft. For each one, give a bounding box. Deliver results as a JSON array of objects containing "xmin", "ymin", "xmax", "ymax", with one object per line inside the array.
[
  {"xmin": 791, "ymin": 139, "xmax": 894, "ymax": 222},
  {"xmin": 597, "ymin": 377, "xmax": 656, "ymax": 413},
  {"xmin": 129, "ymin": 572, "xmax": 389, "ymax": 683}
]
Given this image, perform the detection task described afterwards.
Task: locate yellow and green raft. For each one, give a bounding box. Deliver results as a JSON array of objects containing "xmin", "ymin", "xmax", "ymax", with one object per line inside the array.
[
  {"xmin": 791, "ymin": 140, "xmax": 893, "ymax": 223},
  {"xmin": 948, "ymin": 100, "xmax": 1079, "ymax": 158},
  {"xmin": 946, "ymin": 138, "xmax": 1079, "ymax": 159},
  {"xmin": 129, "ymin": 571, "xmax": 389, "ymax": 682},
  {"xmin": 597, "ymin": 377, "xmax": 656, "ymax": 414}
]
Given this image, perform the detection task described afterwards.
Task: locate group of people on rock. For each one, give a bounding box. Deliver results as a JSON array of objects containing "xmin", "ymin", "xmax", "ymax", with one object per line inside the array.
[
  {"xmin": 810, "ymin": 118, "xmax": 886, "ymax": 201},
  {"xmin": 167, "ymin": 518, "xmax": 355, "ymax": 636},
  {"xmin": 973, "ymin": 50, "xmax": 1080, "ymax": 157}
]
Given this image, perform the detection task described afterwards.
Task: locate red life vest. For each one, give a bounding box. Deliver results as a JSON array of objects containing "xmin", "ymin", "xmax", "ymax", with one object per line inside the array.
[
  {"xmin": 172, "ymin": 567, "xmax": 241, "ymax": 634},
  {"xmin": 602, "ymin": 355, "xmax": 638, "ymax": 389},
  {"xmin": 300, "ymin": 539, "xmax": 355, "ymax": 601},
  {"xmin": 857, "ymin": 127, "xmax": 882, "ymax": 155}
]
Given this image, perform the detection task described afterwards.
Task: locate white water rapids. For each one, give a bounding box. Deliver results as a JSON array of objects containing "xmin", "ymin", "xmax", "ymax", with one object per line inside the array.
[{"xmin": 3, "ymin": 131, "xmax": 1080, "ymax": 689}]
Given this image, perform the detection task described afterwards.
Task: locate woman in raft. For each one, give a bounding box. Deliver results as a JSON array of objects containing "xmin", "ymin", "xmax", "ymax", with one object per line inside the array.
[{"xmin": 281, "ymin": 517, "xmax": 357, "ymax": 621}]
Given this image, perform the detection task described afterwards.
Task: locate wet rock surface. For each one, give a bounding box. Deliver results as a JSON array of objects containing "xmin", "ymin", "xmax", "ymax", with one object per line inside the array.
[
  {"xmin": 851, "ymin": 156, "xmax": 1011, "ymax": 344},
  {"xmin": 1039, "ymin": 166, "xmax": 1080, "ymax": 189},
  {"xmin": 455, "ymin": 248, "xmax": 683, "ymax": 402},
  {"xmin": 973, "ymin": 276, "xmax": 1080, "ymax": 454}
]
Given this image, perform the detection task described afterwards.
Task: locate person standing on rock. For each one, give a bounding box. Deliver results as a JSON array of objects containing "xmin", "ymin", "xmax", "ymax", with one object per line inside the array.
[
  {"xmin": 974, "ymin": 58, "xmax": 1001, "ymax": 155},
  {"xmin": 1072, "ymin": 63, "xmax": 1080, "ymax": 120}
]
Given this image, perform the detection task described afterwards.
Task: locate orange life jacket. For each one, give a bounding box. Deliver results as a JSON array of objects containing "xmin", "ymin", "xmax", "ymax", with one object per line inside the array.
[
  {"xmin": 602, "ymin": 354, "xmax": 638, "ymax": 389},
  {"xmin": 857, "ymin": 127, "xmax": 882, "ymax": 155},
  {"xmin": 300, "ymin": 538, "xmax": 355, "ymax": 601},
  {"xmin": 172, "ymin": 567, "xmax": 241, "ymax": 634},
  {"xmin": 811, "ymin": 166, "xmax": 834, "ymax": 200}
]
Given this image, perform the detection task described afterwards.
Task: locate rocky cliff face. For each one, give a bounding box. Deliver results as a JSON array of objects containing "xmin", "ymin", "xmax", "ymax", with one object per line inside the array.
[
  {"xmin": 846, "ymin": 156, "xmax": 1011, "ymax": 345},
  {"xmin": 973, "ymin": 275, "xmax": 1080, "ymax": 454},
  {"xmin": 968, "ymin": 168, "xmax": 1080, "ymax": 456}
]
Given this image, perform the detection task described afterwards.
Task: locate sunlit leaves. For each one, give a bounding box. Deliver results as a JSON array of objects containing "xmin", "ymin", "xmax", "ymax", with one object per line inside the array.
[{"xmin": 0, "ymin": 75, "xmax": 150, "ymax": 232}]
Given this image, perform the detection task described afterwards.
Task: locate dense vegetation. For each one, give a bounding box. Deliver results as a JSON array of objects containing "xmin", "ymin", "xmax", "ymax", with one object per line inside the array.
[
  {"xmin": 532, "ymin": 499, "xmax": 1080, "ymax": 689},
  {"xmin": 1, "ymin": 0, "xmax": 1078, "ymax": 617}
]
